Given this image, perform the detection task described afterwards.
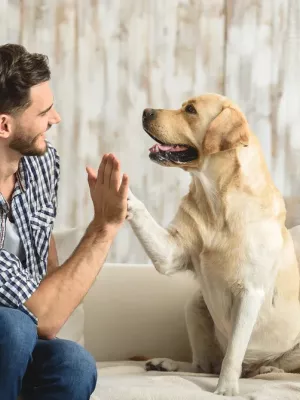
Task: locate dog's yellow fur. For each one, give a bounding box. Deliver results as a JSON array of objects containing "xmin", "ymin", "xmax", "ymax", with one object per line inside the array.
[{"xmin": 127, "ymin": 93, "xmax": 300, "ymax": 396}]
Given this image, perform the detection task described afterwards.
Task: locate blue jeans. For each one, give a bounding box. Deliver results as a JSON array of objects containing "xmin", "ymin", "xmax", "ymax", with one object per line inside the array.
[{"xmin": 0, "ymin": 306, "xmax": 97, "ymax": 400}]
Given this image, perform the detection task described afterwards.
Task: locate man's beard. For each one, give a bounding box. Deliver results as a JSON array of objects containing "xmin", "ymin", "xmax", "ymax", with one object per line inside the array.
[{"xmin": 9, "ymin": 125, "xmax": 51, "ymax": 157}]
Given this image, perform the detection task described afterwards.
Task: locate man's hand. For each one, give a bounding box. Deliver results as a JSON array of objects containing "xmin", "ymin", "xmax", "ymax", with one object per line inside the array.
[{"xmin": 86, "ymin": 153, "xmax": 129, "ymax": 239}]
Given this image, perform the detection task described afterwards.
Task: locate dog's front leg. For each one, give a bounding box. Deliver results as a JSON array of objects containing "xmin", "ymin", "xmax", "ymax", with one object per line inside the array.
[
  {"xmin": 127, "ymin": 189, "xmax": 188, "ymax": 275},
  {"xmin": 215, "ymin": 290, "xmax": 265, "ymax": 396}
]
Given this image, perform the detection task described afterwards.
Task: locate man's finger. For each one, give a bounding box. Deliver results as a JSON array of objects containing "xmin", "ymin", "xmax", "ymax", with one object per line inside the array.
[
  {"xmin": 86, "ymin": 167, "xmax": 97, "ymax": 190},
  {"xmin": 118, "ymin": 174, "xmax": 129, "ymax": 198},
  {"xmin": 110, "ymin": 158, "xmax": 121, "ymax": 191},
  {"xmin": 98, "ymin": 154, "xmax": 108, "ymax": 186},
  {"xmin": 103, "ymin": 154, "xmax": 114, "ymax": 187},
  {"xmin": 86, "ymin": 166, "xmax": 97, "ymax": 180}
]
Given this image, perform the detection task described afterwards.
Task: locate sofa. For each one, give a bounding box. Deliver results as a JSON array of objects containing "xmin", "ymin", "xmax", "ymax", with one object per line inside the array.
[{"xmin": 21, "ymin": 197, "xmax": 300, "ymax": 399}]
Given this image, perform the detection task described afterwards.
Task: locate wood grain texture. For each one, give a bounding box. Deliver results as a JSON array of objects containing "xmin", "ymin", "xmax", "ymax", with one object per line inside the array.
[
  {"xmin": 2, "ymin": 1, "xmax": 299, "ymax": 263},
  {"xmin": 226, "ymin": 0, "xmax": 300, "ymax": 196}
]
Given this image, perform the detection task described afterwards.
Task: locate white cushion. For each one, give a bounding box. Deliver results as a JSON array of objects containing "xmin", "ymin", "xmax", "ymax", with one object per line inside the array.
[
  {"xmin": 83, "ymin": 264, "xmax": 198, "ymax": 362},
  {"xmin": 90, "ymin": 361, "xmax": 300, "ymax": 400}
]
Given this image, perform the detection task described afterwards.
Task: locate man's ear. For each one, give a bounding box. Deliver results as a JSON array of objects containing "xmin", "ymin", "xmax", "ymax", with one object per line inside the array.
[
  {"xmin": 0, "ymin": 114, "xmax": 12, "ymax": 139},
  {"xmin": 202, "ymin": 106, "xmax": 249, "ymax": 156}
]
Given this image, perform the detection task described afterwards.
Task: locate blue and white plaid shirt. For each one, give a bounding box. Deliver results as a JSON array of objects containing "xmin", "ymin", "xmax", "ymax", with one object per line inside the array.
[{"xmin": 0, "ymin": 142, "xmax": 60, "ymax": 323}]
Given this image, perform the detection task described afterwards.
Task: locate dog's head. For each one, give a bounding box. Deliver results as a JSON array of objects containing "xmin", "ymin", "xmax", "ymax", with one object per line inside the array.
[{"xmin": 142, "ymin": 93, "xmax": 250, "ymax": 168}]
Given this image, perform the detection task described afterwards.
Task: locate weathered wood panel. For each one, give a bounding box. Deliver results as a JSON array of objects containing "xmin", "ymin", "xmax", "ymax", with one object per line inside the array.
[
  {"xmin": 4, "ymin": 0, "xmax": 300, "ymax": 263},
  {"xmin": 1, "ymin": 0, "xmax": 225, "ymax": 262},
  {"xmin": 226, "ymin": 0, "xmax": 300, "ymax": 196}
]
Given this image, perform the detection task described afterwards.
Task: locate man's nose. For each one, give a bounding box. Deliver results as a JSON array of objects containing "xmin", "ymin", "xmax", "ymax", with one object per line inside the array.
[{"xmin": 49, "ymin": 107, "xmax": 61, "ymax": 125}]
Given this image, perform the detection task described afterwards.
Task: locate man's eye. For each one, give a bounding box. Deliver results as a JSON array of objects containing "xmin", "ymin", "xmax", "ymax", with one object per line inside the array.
[{"xmin": 185, "ymin": 104, "xmax": 197, "ymax": 114}]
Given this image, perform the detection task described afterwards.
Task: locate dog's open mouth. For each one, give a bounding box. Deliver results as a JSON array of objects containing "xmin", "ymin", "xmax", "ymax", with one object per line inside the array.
[
  {"xmin": 149, "ymin": 142, "xmax": 198, "ymax": 163},
  {"xmin": 148, "ymin": 139, "xmax": 198, "ymax": 164},
  {"xmin": 145, "ymin": 130, "xmax": 198, "ymax": 164}
]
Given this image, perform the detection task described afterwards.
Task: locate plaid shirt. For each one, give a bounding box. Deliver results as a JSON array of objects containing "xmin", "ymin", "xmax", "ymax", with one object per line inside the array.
[{"xmin": 0, "ymin": 142, "xmax": 60, "ymax": 323}]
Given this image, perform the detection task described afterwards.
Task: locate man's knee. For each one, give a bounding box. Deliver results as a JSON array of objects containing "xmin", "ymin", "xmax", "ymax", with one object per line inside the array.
[
  {"xmin": 0, "ymin": 307, "xmax": 37, "ymax": 370},
  {"xmin": 55, "ymin": 339, "xmax": 97, "ymax": 378},
  {"xmin": 41, "ymin": 339, "xmax": 97, "ymax": 395}
]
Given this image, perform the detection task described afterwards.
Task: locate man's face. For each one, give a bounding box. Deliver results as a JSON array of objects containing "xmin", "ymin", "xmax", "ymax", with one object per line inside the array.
[{"xmin": 9, "ymin": 81, "xmax": 61, "ymax": 156}]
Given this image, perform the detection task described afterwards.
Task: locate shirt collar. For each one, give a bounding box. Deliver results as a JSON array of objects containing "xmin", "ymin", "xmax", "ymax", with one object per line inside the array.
[
  {"xmin": 0, "ymin": 193, "xmax": 9, "ymax": 213},
  {"xmin": 16, "ymin": 157, "xmax": 35, "ymax": 192},
  {"xmin": 0, "ymin": 156, "xmax": 35, "ymax": 211}
]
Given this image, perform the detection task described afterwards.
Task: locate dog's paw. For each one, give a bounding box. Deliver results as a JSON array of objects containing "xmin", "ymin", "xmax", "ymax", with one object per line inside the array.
[
  {"xmin": 258, "ymin": 366, "xmax": 284, "ymax": 375},
  {"xmin": 126, "ymin": 190, "xmax": 135, "ymax": 220},
  {"xmin": 126, "ymin": 189, "xmax": 144, "ymax": 221},
  {"xmin": 247, "ymin": 365, "xmax": 285, "ymax": 378},
  {"xmin": 126, "ymin": 201, "xmax": 133, "ymax": 221},
  {"xmin": 214, "ymin": 374, "xmax": 239, "ymax": 396},
  {"xmin": 145, "ymin": 358, "xmax": 179, "ymax": 372}
]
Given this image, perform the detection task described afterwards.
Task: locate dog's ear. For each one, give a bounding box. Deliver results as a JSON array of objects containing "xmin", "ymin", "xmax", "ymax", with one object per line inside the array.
[{"xmin": 202, "ymin": 106, "xmax": 249, "ymax": 156}]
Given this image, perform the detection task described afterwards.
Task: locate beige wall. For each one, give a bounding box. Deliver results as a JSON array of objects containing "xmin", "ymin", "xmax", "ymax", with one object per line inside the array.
[{"xmin": 1, "ymin": 0, "xmax": 300, "ymax": 262}]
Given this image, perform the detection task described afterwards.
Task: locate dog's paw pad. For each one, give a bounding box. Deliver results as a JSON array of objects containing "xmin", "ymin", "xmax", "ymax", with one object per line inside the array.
[{"xmin": 145, "ymin": 358, "xmax": 179, "ymax": 372}]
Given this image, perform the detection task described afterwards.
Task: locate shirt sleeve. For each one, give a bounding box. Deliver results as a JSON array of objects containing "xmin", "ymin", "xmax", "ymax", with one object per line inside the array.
[{"xmin": 0, "ymin": 249, "xmax": 39, "ymax": 323}]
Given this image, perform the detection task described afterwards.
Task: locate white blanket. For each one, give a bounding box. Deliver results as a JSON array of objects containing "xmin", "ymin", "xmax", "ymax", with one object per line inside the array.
[{"xmin": 91, "ymin": 361, "xmax": 300, "ymax": 400}]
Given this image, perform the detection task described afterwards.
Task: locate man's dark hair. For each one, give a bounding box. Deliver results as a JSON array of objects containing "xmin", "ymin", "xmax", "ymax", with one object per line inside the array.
[{"xmin": 0, "ymin": 44, "xmax": 50, "ymax": 115}]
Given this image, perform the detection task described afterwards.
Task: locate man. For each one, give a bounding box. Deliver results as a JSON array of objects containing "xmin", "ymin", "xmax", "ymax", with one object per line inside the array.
[{"xmin": 0, "ymin": 43, "xmax": 129, "ymax": 399}]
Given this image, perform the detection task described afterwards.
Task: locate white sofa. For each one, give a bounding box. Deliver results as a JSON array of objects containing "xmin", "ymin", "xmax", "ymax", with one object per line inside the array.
[{"xmin": 51, "ymin": 200, "xmax": 300, "ymax": 400}]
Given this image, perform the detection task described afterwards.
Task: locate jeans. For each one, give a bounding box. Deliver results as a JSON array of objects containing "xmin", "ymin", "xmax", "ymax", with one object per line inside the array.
[{"xmin": 0, "ymin": 306, "xmax": 97, "ymax": 400}]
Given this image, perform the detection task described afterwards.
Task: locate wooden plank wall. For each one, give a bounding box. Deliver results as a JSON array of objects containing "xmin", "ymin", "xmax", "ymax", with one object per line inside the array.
[
  {"xmin": 226, "ymin": 0, "xmax": 300, "ymax": 196},
  {"xmin": 1, "ymin": 0, "xmax": 299, "ymax": 263}
]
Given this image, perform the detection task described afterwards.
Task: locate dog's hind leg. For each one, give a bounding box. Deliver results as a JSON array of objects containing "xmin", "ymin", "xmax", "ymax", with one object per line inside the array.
[
  {"xmin": 185, "ymin": 290, "xmax": 223, "ymax": 374},
  {"xmin": 145, "ymin": 290, "xmax": 223, "ymax": 374},
  {"xmin": 247, "ymin": 342, "xmax": 300, "ymax": 378}
]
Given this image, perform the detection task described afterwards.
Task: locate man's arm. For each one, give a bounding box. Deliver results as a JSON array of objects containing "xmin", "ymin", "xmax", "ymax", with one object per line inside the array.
[
  {"xmin": 25, "ymin": 154, "xmax": 129, "ymax": 339},
  {"xmin": 46, "ymin": 235, "xmax": 59, "ymax": 276}
]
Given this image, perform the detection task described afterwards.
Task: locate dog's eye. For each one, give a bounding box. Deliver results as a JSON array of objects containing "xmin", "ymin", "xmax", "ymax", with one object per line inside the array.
[{"xmin": 185, "ymin": 104, "xmax": 197, "ymax": 114}]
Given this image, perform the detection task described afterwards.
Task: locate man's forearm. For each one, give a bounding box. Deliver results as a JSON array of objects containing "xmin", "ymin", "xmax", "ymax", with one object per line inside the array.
[
  {"xmin": 46, "ymin": 235, "xmax": 59, "ymax": 276},
  {"xmin": 25, "ymin": 223, "xmax": 113, "ymax": 339}
]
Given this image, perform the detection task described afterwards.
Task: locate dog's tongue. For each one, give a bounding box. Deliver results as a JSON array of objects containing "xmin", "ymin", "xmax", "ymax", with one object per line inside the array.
[{"xmin": 149, "ymin": 144, "xmax": 188, "ymax": 153}]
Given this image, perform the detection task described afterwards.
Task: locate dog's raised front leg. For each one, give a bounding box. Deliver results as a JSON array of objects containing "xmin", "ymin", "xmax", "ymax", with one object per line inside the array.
[
  {"xmin": 215, "ymin": 289, "xmax": 264, "ymax": 396},
  {"xmin": 127, "ymin": 189, "xmax": 188, "ymax": 275}
]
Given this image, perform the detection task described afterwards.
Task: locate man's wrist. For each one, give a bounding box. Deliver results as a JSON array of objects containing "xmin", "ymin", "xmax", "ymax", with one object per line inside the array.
[{"xmin": 86, "ymin": 219, "xmax": 118, "ymax": 242}]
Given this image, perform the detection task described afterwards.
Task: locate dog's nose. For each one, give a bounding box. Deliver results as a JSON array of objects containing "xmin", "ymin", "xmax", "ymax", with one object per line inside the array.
[{"xmin": 143, "ymin": 108, "xmax": 156, "ymax": 121}]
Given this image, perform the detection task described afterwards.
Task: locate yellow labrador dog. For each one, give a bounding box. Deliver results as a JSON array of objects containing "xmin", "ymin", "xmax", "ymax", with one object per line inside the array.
[{"xmin": 127, "ymin": 93, "xmax": 300, "ymax": 396}]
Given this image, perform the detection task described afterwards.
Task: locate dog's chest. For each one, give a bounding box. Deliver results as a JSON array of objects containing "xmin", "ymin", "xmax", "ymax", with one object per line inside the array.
[{"xmin": 190, "ymin": 219, "xmax": 283, "ymax": 339}]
